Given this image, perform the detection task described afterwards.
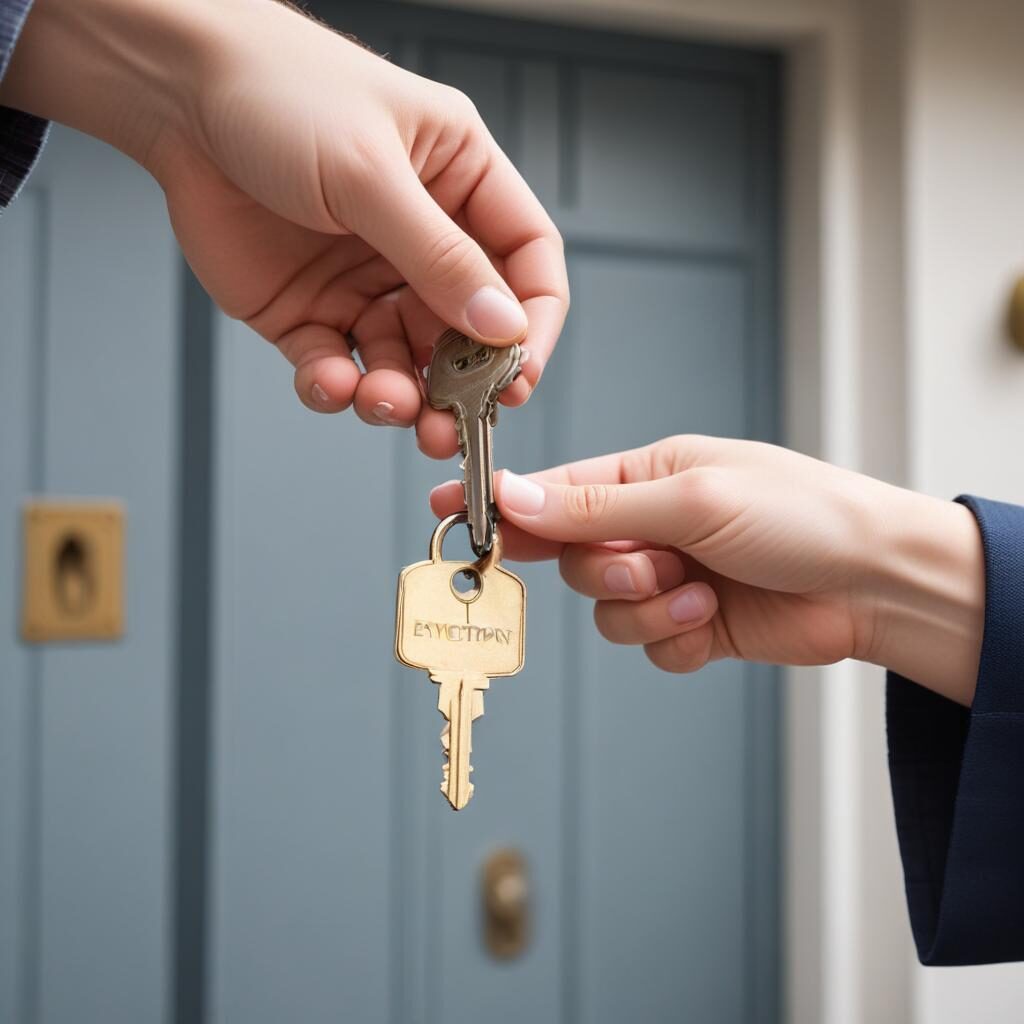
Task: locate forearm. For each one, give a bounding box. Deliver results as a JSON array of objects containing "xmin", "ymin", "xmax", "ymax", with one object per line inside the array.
[
  {"xmin": 857, "ymin": 486, "xmax": 985, "ymax": 705},
  {"xmin": 0, "ymin": 0, "xmax": 230, "ymax": 177}
]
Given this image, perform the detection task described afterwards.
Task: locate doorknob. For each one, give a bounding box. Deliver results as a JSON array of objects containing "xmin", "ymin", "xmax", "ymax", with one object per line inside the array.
[{"xmin": 481, "ymin": 848, "xmax": 530, "ymax": 959}]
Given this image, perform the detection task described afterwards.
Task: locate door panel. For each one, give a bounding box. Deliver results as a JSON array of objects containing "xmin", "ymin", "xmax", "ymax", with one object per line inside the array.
[
  {"xmin": 0, "ymin": 129, "xmax": 179, "ymax": 1024},
  {"xmin": 567, "ymin": 258, "xmax": 751, "ymax": 1022},
  {"xmin": 572, "ymin": 68, "xmax": 749, "ymax": 247},
  {"xmin": 0, "ymin": 188, "xmax": 41, "ymax": 1024},
  {"xmin": 207, "ymin": 325, "xmax": 397, "ymax": 1023},
  {"xmin": 208, "ymin": 5, "xmax": 779, "ymax": 1024}
]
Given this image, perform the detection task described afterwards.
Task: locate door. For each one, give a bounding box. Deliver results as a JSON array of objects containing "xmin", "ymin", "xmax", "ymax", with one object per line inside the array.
[
  {"xmin": 206, "ymin": 4, "xmax": 780, "ymax": 1024},
  {"xmin": 0, "ymin": 4, "xmax": 779, "ymax": 1023}
]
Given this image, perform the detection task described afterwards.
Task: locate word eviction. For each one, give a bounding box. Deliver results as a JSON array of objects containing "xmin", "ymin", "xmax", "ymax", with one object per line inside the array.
[{"xmin": 414, "ymin": 620, "xmax": 515, "ymax": 645}]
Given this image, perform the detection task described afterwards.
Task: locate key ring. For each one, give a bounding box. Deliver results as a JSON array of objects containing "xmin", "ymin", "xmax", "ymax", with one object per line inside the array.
[
  {"xmin": 430, "ymin": 511, "xmax": 503, "ymax": 569},
  {"xmin": 475, "ymin": 509, "xmax": 499, "ymax": 560}
]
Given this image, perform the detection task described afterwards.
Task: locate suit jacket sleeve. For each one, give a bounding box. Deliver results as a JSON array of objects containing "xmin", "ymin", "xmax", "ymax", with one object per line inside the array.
[
  {"xmin": 0, "ymin": 0, "xmax": 47, "ymax": 213},
  {"xmin": 888, "ymin": 495, "xmax": 1024, "ymax": 965}
]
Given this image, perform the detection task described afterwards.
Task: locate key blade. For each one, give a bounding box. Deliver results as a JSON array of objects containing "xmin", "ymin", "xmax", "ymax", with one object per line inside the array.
[
  {"xmin": 432, "ymin": 671, "xmax": 489, "ymax": 811},
  {"xmin": 463, "ymin": 412, "xmax": 495, "ymax": 556},
  {"xmin": 449, "ymin": 679, "xmax": 474, "ymax": 809},
  {"xmin": 427, "ymin": 331, "xmax": 522, "ymax": 557}
]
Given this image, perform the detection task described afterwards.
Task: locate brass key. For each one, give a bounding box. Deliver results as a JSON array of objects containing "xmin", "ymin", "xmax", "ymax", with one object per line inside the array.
[
  {"xmin": 395, "ymin": 513, "xmax": 526, "ymax": 810},
  {"xmin": 427, "ymin": 329, "xmax": 522, "ymax": 558}
]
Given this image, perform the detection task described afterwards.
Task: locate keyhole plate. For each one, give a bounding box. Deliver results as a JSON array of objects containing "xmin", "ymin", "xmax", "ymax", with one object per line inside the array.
[
  {"xmin": 482, "ymin": 847, "xmax": 530, "ymax": 959},
  {"xmin": 20, "ymin": 500, "xmax": 124, "ymax": 643}
]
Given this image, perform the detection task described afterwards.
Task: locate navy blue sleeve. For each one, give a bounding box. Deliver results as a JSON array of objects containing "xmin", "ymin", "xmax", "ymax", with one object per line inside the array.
[
  {"xmin": 887, "ymin": 495, "xmax": 1024, "ymax": 966},
  {"xmin": 0, "ymin": 0, "xmax": 48, "ymax": 212}
]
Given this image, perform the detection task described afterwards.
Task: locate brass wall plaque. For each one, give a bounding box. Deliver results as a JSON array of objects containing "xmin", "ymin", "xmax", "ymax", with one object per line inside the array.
[
  {"xmin": 21, "ymin": 501, "xmax": 124, "ymax": 643},
  {"xmin": 1010, "ymin": 276, "xmax": 1024, "ymax": 351},
  {"xmin": 482, "ymin": 848, "xmax": 530, "ymax": 959}
]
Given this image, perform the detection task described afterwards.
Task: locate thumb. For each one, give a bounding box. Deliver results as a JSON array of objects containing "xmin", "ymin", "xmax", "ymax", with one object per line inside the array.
[
  {"xmin": 350, "ymin": 163, "xmax": 527, "ymax": 345},
  {"xmin": 495, "ymin": 470, "xmax": 692, "ymax": 548}
]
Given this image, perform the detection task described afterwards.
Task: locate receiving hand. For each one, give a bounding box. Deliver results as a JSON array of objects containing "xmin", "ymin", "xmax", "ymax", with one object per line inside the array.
[{"xmin": 431, "ymin": 435, "xmax": 985, "ymax": 704}]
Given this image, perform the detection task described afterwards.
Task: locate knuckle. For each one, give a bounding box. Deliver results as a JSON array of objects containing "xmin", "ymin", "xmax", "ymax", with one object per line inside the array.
[
  {"xmin": 678, "ymin": 466, "xmax": 724, "ymax": 518},
  {"xmin": 592, "ymin": 601, "xmax": 617, "ymax": 642},
  {"xmin": 420, "ymin": 230, "xmax": 480, "ymax": 293},
  {"xmin": 645, "ymin": 630, "xmax": 711, "ymax": 675},
  {"xmin": 645, "ymin": 641, "xmax": 675, "ymax": 673},
  {"xmin": 563, "ymin": 483, "xmax": 616, "ymax": 528},
  {"xmin": 437, "ymin": 84, "xmax": 480, "ymax": 125},
  {"xmin": 658, "ymin": 434, "xmax": 706, "ymax": 475},
  {"xmin": 594, "ymin": 600, "xmax": 648, "ymax": 646},
  {"xmin": 558, "ymin": 547, "xmax": 581, "ymax": 587},
  {"xmin": 672, "ymin": 630, "xmax": 712, "ymax": 673},
  {"xmin": 336, "ymin": 136, "xmax": 393, "ymax": 195},
  {"xmin": 593, "ymin": 598, "xmax": 614, "ymax": 638}
]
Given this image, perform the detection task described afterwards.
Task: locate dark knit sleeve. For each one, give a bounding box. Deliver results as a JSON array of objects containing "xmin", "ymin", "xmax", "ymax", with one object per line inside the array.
[
  {"xmin": 0, "ymin": 0, "xmax": 48, "ymax": 212},
  {"xmin": 887, "ymin": 495, "xmax": 1024, "ymax": 965}
]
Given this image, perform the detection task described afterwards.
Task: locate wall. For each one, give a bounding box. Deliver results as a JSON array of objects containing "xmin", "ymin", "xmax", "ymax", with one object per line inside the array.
[{"xmin": 906, "ymin": 0, "xmax": 1024, "ymax": 1019}]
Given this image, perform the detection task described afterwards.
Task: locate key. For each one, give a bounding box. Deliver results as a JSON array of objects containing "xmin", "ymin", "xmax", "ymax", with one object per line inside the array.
[
  {"xmin": 435, "ymin": 672, "xmax": 488, "ymax": 809},
  {"xmin": 427, "ymin": 329, "xmax": 522, "ymax": 558},
  {"xmin": 395, "ymin": 512, "xmax": 526, "ymax": 810}
]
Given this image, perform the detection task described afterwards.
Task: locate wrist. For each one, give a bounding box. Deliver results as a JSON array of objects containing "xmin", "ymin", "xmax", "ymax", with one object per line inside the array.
[
  {"xmin": 0, "ymin": 0, "xmax": 234, "ymax": 178},
  {"xmin": 854, "ymin": 486, "xmax": 985, "ymax": 705}
]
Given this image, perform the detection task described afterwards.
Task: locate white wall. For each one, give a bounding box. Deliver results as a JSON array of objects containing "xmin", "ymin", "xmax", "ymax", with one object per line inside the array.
[{"xmin": 906, "ymin": 0, "xmax": 1024, "ymax": 1019}]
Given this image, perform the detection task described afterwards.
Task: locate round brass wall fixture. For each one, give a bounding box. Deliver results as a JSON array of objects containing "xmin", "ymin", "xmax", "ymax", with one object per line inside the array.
[
  {"xmin": 1010, "ymin": 276, "xmax": 1024, "ymax": 351},
  {"xmin": 481, "ymin": 848, "xmax": 530, "ymax": 959}
]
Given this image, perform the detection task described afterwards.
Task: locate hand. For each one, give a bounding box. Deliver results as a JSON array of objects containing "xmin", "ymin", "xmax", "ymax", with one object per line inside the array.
[
  {"xmin": 431, "ymin": 435, "xmax": 986, "ymax": 705},
  {"xmin": 1, "ymin": 0, "xmax": 568, "ymax": 456}
]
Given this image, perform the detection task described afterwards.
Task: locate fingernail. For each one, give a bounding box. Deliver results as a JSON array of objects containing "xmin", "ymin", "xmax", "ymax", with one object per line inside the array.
[
  {"xmin": 501, "ymin": 471, "xmax": 545, "ymax": 516},
  {"xmin": 668, "ymin": 588, "xmax": 706, "ymax": 624},
  {"xmin": 465, "ymin": 286, "xmax": 528, "ymax": 342},
  {"xmin": 312, "ymin": 383, "xmax": 329, "ymax": 405},
  {"xmin": 604, "ymin": 563, "xmax": 637, "ymax": 594},
  {"xmin": 519, "ymin": 347, "xmax": 531, "ymax": 365},
  {"xmin": 373, "ymin": 401, "xmax": 398, "ymax": 424}
]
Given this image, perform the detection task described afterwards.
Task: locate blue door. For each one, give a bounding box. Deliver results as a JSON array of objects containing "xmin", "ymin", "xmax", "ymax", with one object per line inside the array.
[{"xmin": 0, "ymin": 4, "xmax": 780, "ymax": 1022}]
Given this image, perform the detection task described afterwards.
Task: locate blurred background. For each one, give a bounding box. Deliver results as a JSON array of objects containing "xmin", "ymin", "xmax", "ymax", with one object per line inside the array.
[{"xmin": 2, "ymin": 0, "xmax": 1023, "ymax": 1022}]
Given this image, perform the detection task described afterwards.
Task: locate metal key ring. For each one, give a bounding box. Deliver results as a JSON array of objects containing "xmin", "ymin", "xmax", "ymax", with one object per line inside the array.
[{"xmin": 430, "ymin": 512, "xmax": 503, "ymax": 570}]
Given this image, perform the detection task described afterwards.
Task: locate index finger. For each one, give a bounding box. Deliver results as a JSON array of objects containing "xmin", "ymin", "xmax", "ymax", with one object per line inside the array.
[
  {"xmin": 461, "ymin": 146, "xmax": 569, "ymax": 397},
  {"xmin": 428, "ymin": 454, "xmax": 638, "ymax": 562},
  {"xmin": 429, "ymin": 477, "xmax": 562, "ymax": 561}
]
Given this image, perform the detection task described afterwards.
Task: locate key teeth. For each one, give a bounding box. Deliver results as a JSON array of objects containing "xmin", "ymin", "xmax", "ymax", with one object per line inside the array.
[
  {"xmin": 440, "ymin": 723, "xmax": 474, "ymax": 809},
  {"xmin": 440, "ymin": 771, "xmax": 474, "ymax": 810}
]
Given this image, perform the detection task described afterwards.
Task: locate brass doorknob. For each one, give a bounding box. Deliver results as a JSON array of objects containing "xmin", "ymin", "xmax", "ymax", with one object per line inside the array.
[{"xmin": 481, "ymin": 848, "xmax": 530, "ymax": 959}]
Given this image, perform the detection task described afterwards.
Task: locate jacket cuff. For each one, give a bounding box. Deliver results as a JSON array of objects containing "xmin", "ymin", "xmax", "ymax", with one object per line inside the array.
[
  {"xmin": 887, "ymin": 495, "xmax": 1024, "ymax": 965},
  {"xmin": 0, "ymin": 0, "xmax": 49, "ymax": 211}
]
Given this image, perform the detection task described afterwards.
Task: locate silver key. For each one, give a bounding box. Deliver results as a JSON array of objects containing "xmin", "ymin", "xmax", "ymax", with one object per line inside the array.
[{"xmin": 427, "ymin": 329, "xmax": 522, "ymax": 557}]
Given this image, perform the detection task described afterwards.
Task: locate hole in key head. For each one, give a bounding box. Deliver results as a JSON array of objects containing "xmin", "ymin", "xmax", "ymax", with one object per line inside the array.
[
  {"xmin": 452, "ymin": 347, "xmax": 492, "ymax": 373},
  {"xmin": 451, "ymin": 567, "xmax": 482, "ymax": 603}
]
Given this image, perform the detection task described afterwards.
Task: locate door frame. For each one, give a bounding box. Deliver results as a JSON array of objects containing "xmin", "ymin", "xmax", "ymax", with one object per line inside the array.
[{"xmin": 413, "ymin": 2, "xmax": 914, "ymax": 1023}]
